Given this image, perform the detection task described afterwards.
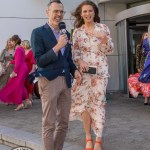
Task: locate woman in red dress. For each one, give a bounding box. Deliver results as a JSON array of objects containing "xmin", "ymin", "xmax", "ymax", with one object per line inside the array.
[{"xmin": 21, "ymin": 40, "xmax": 36, "ymax": 102}]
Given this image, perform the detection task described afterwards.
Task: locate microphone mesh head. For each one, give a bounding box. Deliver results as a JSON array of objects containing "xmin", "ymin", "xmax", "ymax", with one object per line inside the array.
[{"xmin": 58, "ymin": 22, "xmax": 66, "ymax": 30}]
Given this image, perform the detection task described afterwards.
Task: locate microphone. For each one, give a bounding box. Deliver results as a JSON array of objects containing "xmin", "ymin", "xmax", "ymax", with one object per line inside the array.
[{"xmin": 58, "ymin": 22, "xmax": 67, "ymax": 34}]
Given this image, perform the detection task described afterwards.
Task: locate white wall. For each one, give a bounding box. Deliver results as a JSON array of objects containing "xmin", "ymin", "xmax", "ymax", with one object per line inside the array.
[
  {"xmin": 0, "ymin": 0, "xmax": 127, "ymax": 91},
  {"xmin": 0, "ymin": 0, "xmax": 82, "ymax": 52},
  {"xmin": 0, "ymin": 0, "xmax": 46, "ymax": 51},
  {"xmin": 98, "ymin": 3, "xmax": 126, "ymax": 91}
]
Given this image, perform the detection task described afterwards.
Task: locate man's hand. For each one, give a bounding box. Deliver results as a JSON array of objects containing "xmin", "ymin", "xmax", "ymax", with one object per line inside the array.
[
  {"xmin": 74, "ymin": 70, "xmax": 82, "ymax": 85},
  {"xmin": 53, "ymin": 34, "xmax": 68, "ymax": 53}
]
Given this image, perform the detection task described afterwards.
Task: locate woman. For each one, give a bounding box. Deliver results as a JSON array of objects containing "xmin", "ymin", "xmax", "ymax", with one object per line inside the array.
[
  {"xmin": 0, "ymin": 35, "xmax": 31, "ymax": 111},
  {"xmin": 136, "ymin": 32, "xmax": 148, "ymax": 72},
  {"xmin": 21, "ymin": 40, "xmax": 36, "ymax": 102},
  {"xmin": 0, "ymin": 39, "xmax": 15, "ymax": 90},
  {"xmin": 128, "ymin": 32, "xmax": 149, "ymax": 104},
  {"xmin": 69, "ymin": 1, "xmax": 114, "ymax": 150},
  {"xmin": 138, "ymin": 27, "xmax": 150, "ymax": 99}
]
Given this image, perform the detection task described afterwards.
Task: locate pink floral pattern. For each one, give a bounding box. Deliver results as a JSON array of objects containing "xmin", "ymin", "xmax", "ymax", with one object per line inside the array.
[{"xmin": 70, "ymin": 23, "xmax": 113, "ymax": 137}]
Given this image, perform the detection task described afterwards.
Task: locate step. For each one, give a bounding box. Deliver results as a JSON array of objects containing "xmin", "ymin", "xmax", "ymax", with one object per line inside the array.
[
  {"xmin": 0, "ymin": 144, "xmax": 11, "ymax": 150},
  {"xmin": 0, "ymin": 125, "xmax": 43, "ymax": 150},
  {"xmin": 0, "ymin": 125, "xmax": 84, "ymax": 150}
]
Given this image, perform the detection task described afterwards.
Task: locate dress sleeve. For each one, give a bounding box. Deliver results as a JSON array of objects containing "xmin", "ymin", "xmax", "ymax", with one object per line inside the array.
[
  {"xmin": 72, "ymin": 29, "xmax": 81, "ymax": 63},
  {"xmin": 13, "ymin": 47, "xmax": 23, "ymax": 74},
  {"xmin": 30, "ymin": 50, "xmax": 36, "ymax": 65},
  {"xmin": 99, "ymin": 25, "xmax": 114, "ymax": 55},
  {"xmin": 0, "ymin": 49, "xmax": 6, "ymax": 62}
]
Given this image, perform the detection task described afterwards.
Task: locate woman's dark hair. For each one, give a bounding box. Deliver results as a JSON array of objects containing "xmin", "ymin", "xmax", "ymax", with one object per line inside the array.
[
  {"xmin": 72, "ymin": 0, "xmax": 100, "ymax": 28},
  {"xmin": 11, "ymin": 35, "xmax": 21, "ymax": 46}
]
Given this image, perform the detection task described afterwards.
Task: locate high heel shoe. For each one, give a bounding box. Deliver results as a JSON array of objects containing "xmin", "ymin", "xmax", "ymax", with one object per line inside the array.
[
  {"xmin": 24, "ymin": 100, "xmax": 32, "ymax": 109},
  {"xmin": 94, "ymin": 140, "xmax": 102, "ymax": 150},
  {"xmin": 14, "ymin": 104, "xmax": 24, "ymax": 111},
  {"xmin": 144, "ymin": 102, "xmax": 148, "ymax": 105},
  {"xmin": 86, "ymin": 139, "xmax": 93, "ymax": 150}
]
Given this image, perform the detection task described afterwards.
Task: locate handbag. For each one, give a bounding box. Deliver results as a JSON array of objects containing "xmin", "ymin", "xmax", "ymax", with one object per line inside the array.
[{"xmin": 27, "ymin": 70, "xmax": 39, "ymax": 84}]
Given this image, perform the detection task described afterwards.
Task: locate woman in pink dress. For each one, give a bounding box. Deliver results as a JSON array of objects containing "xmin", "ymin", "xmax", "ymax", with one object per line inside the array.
[
  {"xmin": 21, "ymin": 40, "xmax": 36, "ymax": 102},
  {"xmin": 0, "ymin": 35, "xmax": 31, "ymax": 111}
]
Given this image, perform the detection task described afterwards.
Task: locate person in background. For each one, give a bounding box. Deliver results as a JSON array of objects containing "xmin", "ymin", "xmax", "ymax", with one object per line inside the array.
[
  {"xmin": 128, "ymin": 32, "xmax": 149, "ymax": 104},
  {"xmin": 31, "ymin": 1, "xmax": 81, "ymax": 150},
  {"xmin": 69, "ymin": 1, "xmax": 113, "ymax": 150},
  {"xmin": 0, "ymin": 35, "xmax": 31, "ymax": 111},
  {"xmin": 136, "ymin": 32, "xmax": 148, "ymax": 73},
  {"xmin": 138, "ymin": 26, "xmax": 150, "ymax": 100},
  {"xmin": 0, "ymin": 38, "xmax": 15, "ymax": 90},
  {"xmin": 21, "ymin": 40, "xmax": 36, "ymax": 103}
]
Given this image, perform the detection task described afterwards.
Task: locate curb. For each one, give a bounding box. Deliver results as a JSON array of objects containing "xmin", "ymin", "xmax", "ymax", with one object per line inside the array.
[
  {"xmin": 0, "ymin": 125, "xmax": 84, "ymax": 150},
  {"xmin": 0, "ymin": 125, "xmax": 43, "ymax": 150}
]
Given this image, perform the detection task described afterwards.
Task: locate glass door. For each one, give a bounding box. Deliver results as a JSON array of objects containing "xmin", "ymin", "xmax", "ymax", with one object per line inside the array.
[{"xmin": 128, "ymin": 26, "xmax": 148, "ymax": 75}]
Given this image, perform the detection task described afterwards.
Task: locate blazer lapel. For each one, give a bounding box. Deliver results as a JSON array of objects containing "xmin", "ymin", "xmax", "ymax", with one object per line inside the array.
[
  {"xmin": 63, "ymin": 44, "xmax": 70, "ymax": 58},
  {"xmin": 44, "ymin": 23, "xmax": 57, "ymax": 43},
  {"xmin": 44, "ymin": 23, "xmax": 70, "ymax": 58},
  {"xmin": 63, "ymin": 32, "xmax": 71, "ymax": 58}
]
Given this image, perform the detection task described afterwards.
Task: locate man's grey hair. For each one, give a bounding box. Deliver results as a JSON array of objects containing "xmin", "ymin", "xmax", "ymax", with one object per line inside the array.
[{"xmin": 47, "ymin": 0, "xmax": 63, "ymax": 7}]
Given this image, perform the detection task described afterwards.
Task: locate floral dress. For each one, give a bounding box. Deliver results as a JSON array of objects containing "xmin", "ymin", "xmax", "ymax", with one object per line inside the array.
[
  {"xmin": 70, "ymin": 23, "xmax": 114, "ymax": 137},
  {"xmin": 0, "ymin": 49, "xmax": 14, "ymax": 90}
]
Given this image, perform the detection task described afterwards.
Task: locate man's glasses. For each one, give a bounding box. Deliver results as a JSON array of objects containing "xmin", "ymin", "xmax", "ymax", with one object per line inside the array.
[{"xmin": 52, "ymin": 10, "xmax": 66, "ymax": 15}]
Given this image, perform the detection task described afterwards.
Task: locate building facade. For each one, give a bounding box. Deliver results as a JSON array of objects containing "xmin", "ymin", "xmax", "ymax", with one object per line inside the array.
[{"xmin": 0, "ymin": 0, "xmax": 150, "ymax": 92}]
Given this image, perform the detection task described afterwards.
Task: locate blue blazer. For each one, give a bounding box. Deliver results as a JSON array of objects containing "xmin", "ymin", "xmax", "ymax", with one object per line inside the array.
[{"xmin": 31, "ymin": 23, "xmax": 76, "ymax": 88}]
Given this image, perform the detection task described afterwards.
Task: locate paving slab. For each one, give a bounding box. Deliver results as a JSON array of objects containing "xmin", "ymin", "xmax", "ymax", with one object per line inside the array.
[
  {"xmin": 0, "ymin": 93, "xmax": 150, "ymax": 150},
  {"xmin": 0, "ymin": 144, "xmax": 11, "ymax": 150}
]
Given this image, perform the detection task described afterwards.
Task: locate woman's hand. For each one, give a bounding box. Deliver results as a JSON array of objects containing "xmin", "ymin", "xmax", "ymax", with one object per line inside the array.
[
  {"xmin": 94, "ymin": 31, "xmax": 109, "ymax": 44},
  {"xmin": 74, "ymin": 70, "xmax": 82, "ymax": 85},
  {"xmin": 11, "ymin": 71, "xmax": 17, "ymax": 78},
  {"xmin": 1, "ymin": 68, "xmax": 6, "ymax": 74},
  {"xmin": 137, "ymin": 69, "xmax": 142, "ymax": 73},
  {"xmin": 78, "ymin": 59, "xmax": 89, "ymax": 73},
  {"xmin": 5, "ymin": 62, "xmax": 10, "ymax": 69},
  {"xmin": 29, "ymin": 64, "xmax": 36, "ymax": 74}
]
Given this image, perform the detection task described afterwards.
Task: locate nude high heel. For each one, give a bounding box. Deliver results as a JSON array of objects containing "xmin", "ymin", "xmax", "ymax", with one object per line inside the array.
[
  {"xmin": 24, "ymin": 100, "xmax": 32, "ymax": 109},
  {"xmin": 14, "ymin": 104, "xmax": 24, "ymax": 111}
]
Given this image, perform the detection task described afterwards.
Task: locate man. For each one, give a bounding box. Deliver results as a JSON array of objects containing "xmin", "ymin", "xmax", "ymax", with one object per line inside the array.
[{"xmin": 31, "ymin": 1, "xmax": 81, "ymax": 150}]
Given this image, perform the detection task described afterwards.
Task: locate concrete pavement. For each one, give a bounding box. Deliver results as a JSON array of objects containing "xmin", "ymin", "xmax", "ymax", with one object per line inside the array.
[
  {"xmin": 0, "ymin": 92, "xmax": 150, "ymax": 150},
  {"xmin": 0, "ymin": 144, "xmax": 11, "ymax": 150}
]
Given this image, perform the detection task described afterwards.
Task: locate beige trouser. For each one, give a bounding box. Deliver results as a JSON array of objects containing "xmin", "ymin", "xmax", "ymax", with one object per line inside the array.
[{"xmin": 38, "ymin": 76, "xmax": 71, "ymax": 150}]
